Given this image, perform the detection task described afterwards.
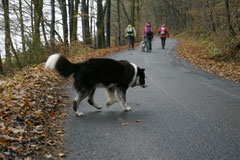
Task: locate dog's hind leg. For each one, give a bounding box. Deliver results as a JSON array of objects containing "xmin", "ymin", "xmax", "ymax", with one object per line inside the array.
[
  {"xmin": 116, "ymin": 88, "xmax": 131, "ymax": 112},
  {"xmin": 73, "ymin": 91, "xmax": 88, "ymax": 117},
  {"xmin": 88, "ymin": 88, "xmax": 102, "ymax": 110},
  {"xmin": 106, "ymin": 88, "xmax": 118, "ymax": 107}
]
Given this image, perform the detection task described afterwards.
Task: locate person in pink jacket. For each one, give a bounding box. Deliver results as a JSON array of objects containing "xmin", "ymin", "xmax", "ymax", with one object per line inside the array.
[{"xmin": 143, "ymin": 22, "xmax": 154, "ymax": 51}]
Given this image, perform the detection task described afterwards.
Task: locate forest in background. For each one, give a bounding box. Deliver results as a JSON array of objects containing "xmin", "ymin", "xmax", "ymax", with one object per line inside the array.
[
  {"xmin": 0, "ymin": 0, "xmax": 240, "ymax": 158},
  {"xmin": 0, "ymin": 0, "xmax": 239, "ymax": 76}
]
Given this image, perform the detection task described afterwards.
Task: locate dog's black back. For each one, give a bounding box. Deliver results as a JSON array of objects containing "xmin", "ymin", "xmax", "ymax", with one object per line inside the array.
[{"xmin": 73, "ymin": 58, "xmax": 135, "ymax": 92}]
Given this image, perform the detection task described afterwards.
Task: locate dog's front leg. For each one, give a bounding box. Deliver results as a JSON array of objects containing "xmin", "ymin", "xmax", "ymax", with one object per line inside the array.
[
  {"xmin": 73, "ymin": 92, "xmax": 88, "ymax": 117},
  {"xmin": 116, "ymin": 89, "xmax": 131, "ymax": 112}
]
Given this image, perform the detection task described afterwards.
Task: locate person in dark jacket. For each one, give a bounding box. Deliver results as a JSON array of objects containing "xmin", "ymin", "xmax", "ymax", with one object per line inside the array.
[{"xmin": 143, "ymin": 22, "xmax": 154, "ymax": 51}]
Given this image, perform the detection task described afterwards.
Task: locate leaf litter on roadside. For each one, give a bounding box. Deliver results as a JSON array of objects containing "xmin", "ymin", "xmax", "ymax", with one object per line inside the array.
[
  {"xmin": 0, "ymin": 46, "xmax": 128, "ymax": 159},
  {"xmin": 177, "ymin": 38, "xmax": 240, "ymax": 83}
]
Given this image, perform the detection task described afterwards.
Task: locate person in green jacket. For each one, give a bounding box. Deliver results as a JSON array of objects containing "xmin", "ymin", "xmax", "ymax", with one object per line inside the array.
[{"xmin": 125, "ymin": 24, "xmax": 136, "ymax": 50}]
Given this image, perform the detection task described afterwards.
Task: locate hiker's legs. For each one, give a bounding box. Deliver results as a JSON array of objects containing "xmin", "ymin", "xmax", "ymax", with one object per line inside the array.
[
  {"xmin": 145, "ymin": 37, "xmax": 150, "ymax": 52},
  {"xmin": 127, "ymin": 36, "xmax": 131, "ymax": 49},
  {"xmin": 149, "ymin": 38, "xmax": 152, "ymax": 50},
  {"xmin": 131, "ymin": 37, "xmax": 134, "ymax": 49},
  {"xmin": 161, "ymin": 37, "xmax": 166, "ymax": 49}
]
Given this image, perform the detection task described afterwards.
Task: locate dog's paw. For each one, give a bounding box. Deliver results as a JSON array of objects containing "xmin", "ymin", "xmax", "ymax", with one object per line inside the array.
[
  {"xmin": 95, "ymin": 105, "xmax": 102, "ymax": 110},
  {"xmin": 124, "ymin": 107, "xmax": 132, "ymax": 112},
  {"xmin": 76, "ymin": 111, "xmax": 84, "ymax": 117}
]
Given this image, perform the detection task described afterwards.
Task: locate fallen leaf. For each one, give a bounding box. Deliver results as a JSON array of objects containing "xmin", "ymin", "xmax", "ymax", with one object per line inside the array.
[
  {"xmin": 58, "ymin": 153, "xmax": 66, "ymax": 157},
  {"xmin": 121, "ymin": 123, "xmax": 130, "ymax": 126}
]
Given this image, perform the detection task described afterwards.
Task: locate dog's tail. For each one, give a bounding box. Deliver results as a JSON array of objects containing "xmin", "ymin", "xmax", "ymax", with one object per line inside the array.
[{"xmin": 45, "ymin": 53, "xmax": 76, "ymax": 78}]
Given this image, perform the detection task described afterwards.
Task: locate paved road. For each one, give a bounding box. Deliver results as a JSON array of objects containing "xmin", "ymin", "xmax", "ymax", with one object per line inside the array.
[{"xmin": 64, "ymin": 38, "xmax": 240, "ymax": 160}]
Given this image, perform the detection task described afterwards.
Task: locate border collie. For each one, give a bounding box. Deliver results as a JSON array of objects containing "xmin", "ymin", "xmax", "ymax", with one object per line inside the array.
[{"xmin": 45, "ymin": 54, "xmax": 146, "ymax": 117}]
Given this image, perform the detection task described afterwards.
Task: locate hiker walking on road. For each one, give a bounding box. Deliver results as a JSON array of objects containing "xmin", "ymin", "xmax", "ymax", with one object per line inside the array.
[
  {"xmin": 158, "ymin": 24, "xmax": 169, "ymax": 49},
  {"xmin": 125, "ymin": 24, "xmax": 136, "ymax": 50},
  {"xmin": 143, "ymin": 22, "xmax": 154, "ymax": 52}
]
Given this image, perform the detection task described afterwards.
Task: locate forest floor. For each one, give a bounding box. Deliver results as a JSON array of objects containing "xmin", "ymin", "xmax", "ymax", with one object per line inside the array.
[
  {"xmin": 0, "ymin": 37, "xmax": 239, "ymax": 159},
  {"xmin": 176, "ymin": 37, "xmax": 240, "ymax": 83},
  {"xmin": 0, "ymin": 46, "xmax": 128, "ymax": 159}
]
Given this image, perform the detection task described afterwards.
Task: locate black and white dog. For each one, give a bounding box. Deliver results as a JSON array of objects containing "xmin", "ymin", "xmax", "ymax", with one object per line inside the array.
[{"xmin": 45, "ymin": 54, "xmax": 146, "ymax": 116}]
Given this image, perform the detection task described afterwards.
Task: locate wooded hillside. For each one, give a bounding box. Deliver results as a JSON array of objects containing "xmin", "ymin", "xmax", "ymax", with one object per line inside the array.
[{"xmin": 0, "ymin": 0, "xmax": 239, "ymax": 76}]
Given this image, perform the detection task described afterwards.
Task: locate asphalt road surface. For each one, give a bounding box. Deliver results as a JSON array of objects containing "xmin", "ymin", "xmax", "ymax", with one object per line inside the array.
[{"xmin": 64, "ymin": 38, "xmax": 240, "ymax": 160}]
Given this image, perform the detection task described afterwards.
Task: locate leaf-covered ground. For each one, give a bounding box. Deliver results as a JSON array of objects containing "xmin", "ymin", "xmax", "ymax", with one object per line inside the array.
[
  {"xmin": 1, "ymin": 39, "xmax": 239, "ymax": 159},
  {"xmin": 0, "ymin": 46, "xmax": 128, "ymax": 159},
  {"xmin": 176, "ymin": 38, "xmax": 240, "ymax": 83}
]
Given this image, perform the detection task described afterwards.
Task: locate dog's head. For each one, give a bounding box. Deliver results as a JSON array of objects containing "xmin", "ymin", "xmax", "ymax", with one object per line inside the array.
[{"xmin": 135, "ymin": 67, "xmax": 147, "ymax": 88}]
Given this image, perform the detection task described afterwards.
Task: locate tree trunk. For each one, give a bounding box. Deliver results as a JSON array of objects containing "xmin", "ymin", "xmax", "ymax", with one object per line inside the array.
[
  {"xmin": 50, "ymin": 0, "xmax": 55, "ymax": 46},
  {"xmin": 33, "ymin": 0, "xmax": 43, "ymax": 47},
  {"xmin": 19, "ymin": 0, "xmax": 26, "ymax": 52},
  {"xmin": 72, "ymin": 0, "xmax": 79, "ymax": 41},
  {"xmin": 2, "ymin": 0, "xmax": 11, "ymax": 66},
  {"xmin": 224, "ymin": 0, "xmax": 236, "ymax": 37},
  {"xmin": 136, "ymin": 0, "xmax": 140, "ymax": 41},
  {"xmin": 3, "ymin": 0, "xmax": 22, "ymax": 69},
  {"xmin": 41, "ymin": 17, "xmax": 48, "ymax": 47},
  {"xmin": 0, "ymin": 53, "xmax": 3, "ymax": 74},
  {"xmin": 82, "ymin": 0, "xmax": 91, "ymax": 44},
  {"xmin": 59, "ymin": 0, "xmax": 68, "ymax": 44},
  {"xmin": 106, "ymin": 0, "xmax": 111, "ymax": 47},
  {"xmin": 131, "ymin": 0, "xmax": 135, "ymax": 26},
  {"xmin": 96, "ymin": 0, "xmax": 104, "ymax": 48},
  {"xmin": 117, "ymin": 0, "xmax": 121, "ymax": 45},
  {"xmin": 68, "ymin": 0, "xmax": 74, "ymax": 41},
  {"xmin": 31, "ymin": 0, "xmax": 34, "ymax": 35}
]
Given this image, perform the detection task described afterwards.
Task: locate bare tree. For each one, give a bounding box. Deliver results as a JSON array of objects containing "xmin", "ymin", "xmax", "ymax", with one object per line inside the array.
[
  {"xmin": 96, "ymin": 0, "xmax": 104, "ymax": 48},
  {"xmin": 106, "ymin": 0, "xmax": 111, "ymax": 47},
  {"xmin": 2, "ymin": 0, "xmax": 22, "ymax": 69},
  {"xmin": 32, "ymin": 0, "xmax": 43, "ymax": 47},
  {"xmin": 50, "ymin": 0, "xmax": 55, "ymax": 46},
  {"xmin": 224, "ymin": 0, "xmax": 236, "ymax": 37},
  {"xmin": 59, "ymin": 0, "xmax": 68, "ymax": 44},
  {"xmin": 2, "ymin": 0, "xmax": 11, "ymax": 66},
  {"xmin": 19, "ymin": 0, "xmax": 26, "ymax": 52},
  {"xmin": 72, "ymin": 0, "xmax": 79, "ymax": 41},
  {"xmin": 68, "ymin": 0, "xmax": 74, "ymax": 41},
  {"xmin": 82, "ymin": 0, "xmax": 91, "ymax": 44}
]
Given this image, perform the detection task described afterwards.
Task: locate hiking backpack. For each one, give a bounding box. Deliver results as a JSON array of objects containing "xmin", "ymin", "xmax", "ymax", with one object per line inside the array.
[
  {"xmin": 161, "ymin": 27, "xmax": 166, "ymax": 35},
  {"xmin": 127, "ymin": 26, "xmax": 134, "ymax": 34},
  {"xmin": 145, "ymin": 26, "xmax": 153, "ymax": 35}
]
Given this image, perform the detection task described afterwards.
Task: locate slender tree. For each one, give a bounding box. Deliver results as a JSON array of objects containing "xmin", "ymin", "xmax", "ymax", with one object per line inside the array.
[
  {"xmin": 59, "ymin": 0, "xmax": 68, "ymax": 44},
  {"xmin": 106, "ymin": 0, "xmax": 111, "ymax": 47},
  {"xmin": 68, "ymin": 0, "xmax": 74, "ymax": 41},
  {"xmin": 96, "ymin": 0, "xmax": 104, "ymax": 48},
  {"xmin": 19, "ymin": 0, "xmax": 26, "ymax": 52},
  {"xmin": 50, "ymin": 0, "xmax": 55, "ymax": 46},
  {"xmin": 2, "ymin": 0, "xmax": 11, "ymax": 66},
  {"xmin": 2, "ymin": 0, "xmax": 22, "ymax": 69},
  {"xmin": 224, "ymin": 0, "xmax": 236, "ymax": 37},
  {"xmin": 117, "ymin": 0, "xmax": 121, "ymax": 45},
  {"xmin": 72, "ymin": 0, "xmax": 79, "ymax": 41},
  {"xmin": 32, "ymin": 0, "xmax": 43, "ymax": 47},
  {"xmin": 82, "ymin": 0, "xmax": 91, "ymax": 44},
  {"xmin": 131, "ymin": 0, "xmax": 135, "ymax": 26},
  {"xmin": 0, "ymin": 53, "xmax": 3, "ymax": 74}
]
